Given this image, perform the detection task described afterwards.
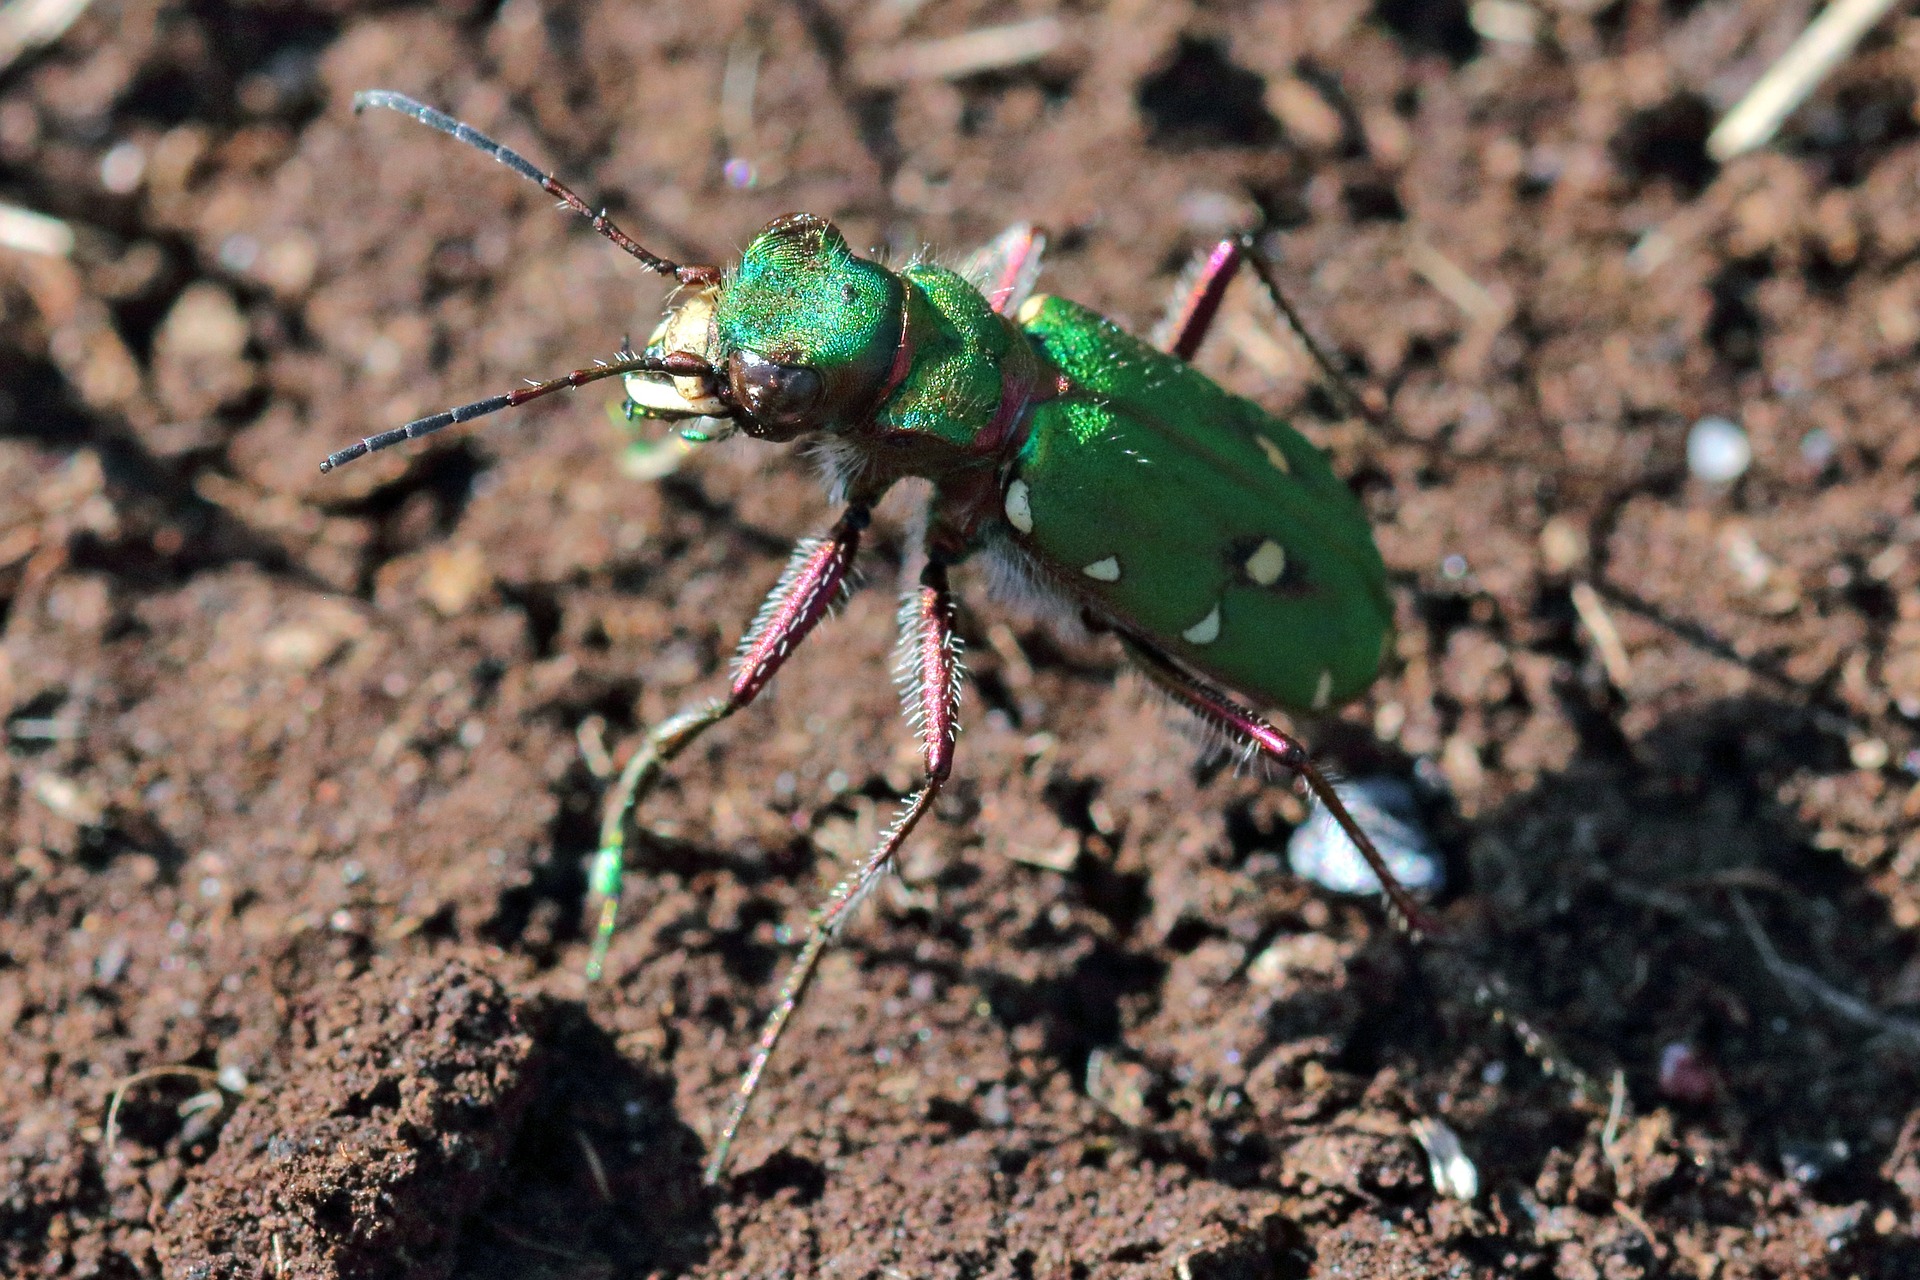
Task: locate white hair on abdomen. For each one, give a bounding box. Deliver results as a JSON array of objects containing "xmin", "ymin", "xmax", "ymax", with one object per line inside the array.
[{"xmin": 971, "ymin": 525, "xmax": 1092, "ymax": 645}]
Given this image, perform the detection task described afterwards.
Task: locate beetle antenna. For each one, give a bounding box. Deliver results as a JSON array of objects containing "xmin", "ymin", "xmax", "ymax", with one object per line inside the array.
[
  {"xmin": 1238, "ymin": 234, "xmax": 1381, "ymax": 428},
  {"xmin": 319, "ymin": 350, "xmax": 725, "ymax": 473},
  {"xmin": 353, "ymin": 90, "xmax": 722, "ymax": 288}
]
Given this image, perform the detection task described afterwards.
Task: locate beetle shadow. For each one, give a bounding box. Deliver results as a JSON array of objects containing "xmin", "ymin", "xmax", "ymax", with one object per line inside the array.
[
  {"xmin": 1360, "ymin": 693, "xmax": 1919, "ymax": 1205},
  {"xmin": 451, "ymin": 999, "xmax": 716, "ymax": 1278}
]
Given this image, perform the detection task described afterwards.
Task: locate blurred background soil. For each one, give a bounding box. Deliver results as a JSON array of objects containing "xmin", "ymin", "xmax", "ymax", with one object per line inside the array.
[{"xmin": 3, "ymin": 0, "xmax": 1920, "ymax": 1275}]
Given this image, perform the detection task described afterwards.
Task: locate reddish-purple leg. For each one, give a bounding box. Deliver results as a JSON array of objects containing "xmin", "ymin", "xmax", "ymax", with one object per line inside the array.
[
  {"xmin": 961, "ymin": 223, "xmax": 1048, "ymax": 317},
  {"xmin": 1121, "ymin": 637, "xmax": 1609, "ymax": 1102},
  {"xmin": 704, "ymin": 559, "xmax": 962, "ymax": 1184},
  {"xmin": 1153, "ymin": 237, "xmax": 1244, "ymax": 361},
  {"xmin": 1150, "ymin": 233, "xmax": 1375, "ymax": 425},
  {"xmin": 1121, "ymin": 635, "xmax": 1436, "ymax": 940},
  {"xmin": 586, "ymin": 505, "xmax": 871, "ymax": 981}
]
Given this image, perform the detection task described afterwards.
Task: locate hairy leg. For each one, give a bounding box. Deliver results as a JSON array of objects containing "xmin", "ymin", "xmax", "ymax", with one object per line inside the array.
[
  {"xmin": 1124, "ymin": 635, "xmax": 1608, "ymax": 1106},
  {"xmin": 1121, "ymin": 633, "xmax": 1434, "ymax": 939},
  {"xmin": 1150, "ymin": 233, "xmax": 1377, "ymax": 426},
  {"xmin": 586, "ymin": 504, "xmax": 870, "ymax": 980},
  {"xmin": 1151, "ymin": 237, "xmax": 1243, "ymax": 361},
  {"xmin": 704, "ymin": 558, "xmax": 963, "ymax": 1184}
]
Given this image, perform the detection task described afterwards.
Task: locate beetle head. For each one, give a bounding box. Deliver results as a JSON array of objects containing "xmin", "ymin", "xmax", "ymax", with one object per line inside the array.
[{"xmin": 715, "ymin": 215, "xmax": 905, "ymax": 441}]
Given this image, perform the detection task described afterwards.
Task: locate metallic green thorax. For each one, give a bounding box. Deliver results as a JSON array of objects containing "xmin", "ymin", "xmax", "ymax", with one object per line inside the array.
[
  {"xmin": 637, "ymin": 218, "xmax": 1392, "ymax": 715},
  {"xmin": 877, "ymin": 265, "xmax": 1017, "ymax": 448}
]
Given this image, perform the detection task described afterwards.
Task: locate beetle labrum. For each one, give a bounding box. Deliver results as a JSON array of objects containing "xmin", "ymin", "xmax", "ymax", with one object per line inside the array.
[{"xmin": 324, "ymin": 91, "xmax": 1436, "ymax": 1185}]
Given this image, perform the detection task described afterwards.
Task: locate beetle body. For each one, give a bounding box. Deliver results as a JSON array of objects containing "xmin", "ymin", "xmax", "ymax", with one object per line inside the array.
[
  {"xmin": 328, "ymin": 92, "xmax": 1429, "ymax": 1185},
  {"xmin": 628, "ymin": 213, "xmax": 1393, "ymax": 714}
]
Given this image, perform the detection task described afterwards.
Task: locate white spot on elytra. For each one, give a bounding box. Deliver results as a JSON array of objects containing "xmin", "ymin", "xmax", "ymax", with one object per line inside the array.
[
  {"xmin": 1016, "ymin": 294, "xmax": 1047, "ymax": 326},
  {"xmin": 1004, "ymin": 478, "xmax": 1033, "ymax": 533},
  {"xmin": 1312, "ymin": 668, "xmax": 1334, "ymax": 710},
  {"xmin": 1082, "ymin": 556, "xmax": 1121, "ymax": 581},
  {"xmin": 1256, "ymin": 435, "xmax": 1291, "ymax": 474},
  {"xmin": 1244, "ymin": 540, "xmax": 1287, "ymax": 586},
  {"xmin": 1181, "ymin": 604, "xmax": 1221, "ymax": 645}
]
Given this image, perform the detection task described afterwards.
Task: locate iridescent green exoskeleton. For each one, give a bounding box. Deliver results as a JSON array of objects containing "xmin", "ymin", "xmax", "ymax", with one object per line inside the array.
[{"xmin": 325, "ymin": 92, "xmax": 1429, "ymax": 1186}]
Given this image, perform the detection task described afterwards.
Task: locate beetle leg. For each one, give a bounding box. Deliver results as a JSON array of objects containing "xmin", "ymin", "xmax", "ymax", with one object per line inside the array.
[
  {"xmin": 958, "ymin": 223, "xmax": 1048, "ymax": 316},
  {"xmin": 1151, "ymin": 233, "xmax": 1380, "ymax": 427},
  {"xmin": 1151, "ymin": 238, "xmax": 1243, "ymax": 361},
  {"xmin": 705, "ymin": 558, "xmax": 963, "ymax": 1185},
  {"xmin": 586, "ymin": 504, "xmax": 871, "ymax": 981},
  {"xmin": 1122, "ymin": 638, "xmax": 1611, "ymax": 1108},
  {"xmin": 1119, "ymin": 634, "xmax": 1437, "ymax": 941}
]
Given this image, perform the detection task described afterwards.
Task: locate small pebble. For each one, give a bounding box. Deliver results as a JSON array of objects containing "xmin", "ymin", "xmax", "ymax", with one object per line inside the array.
[
  {"xmin": 1287, "ymin": 776, "xmax": 1443, "ymax": 898},
  {"xmin": 1799, "ymin": 427, "xmax": 1835, "ymax": 470},
  {"xmin": 217, "ymin": 233, "xmax": 258, "ymax": 274},
  {"xmin": 99, "ymin": 142, "xmax": 146, "ymax": 194},
  {"xmin": 1657, "ymin": 1041, "xmax": 1715, "ymax": 1104},
  {"xmin": 1687, "ymin": 416, "xmax": 1751, "ymax": 482},
  {"xmin": 1850, "ymin": 738, "xmax": 1890, "ymax": 771},
  {"xmin": 1411, "ymin": 1116, "xmax": 1479, "ymax": 1201}
]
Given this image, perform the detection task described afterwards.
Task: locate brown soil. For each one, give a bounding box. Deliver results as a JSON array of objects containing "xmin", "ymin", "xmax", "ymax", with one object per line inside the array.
[{"xmin": 4, "ymin": 0, "xmax": 1919, "ymax": 1276}]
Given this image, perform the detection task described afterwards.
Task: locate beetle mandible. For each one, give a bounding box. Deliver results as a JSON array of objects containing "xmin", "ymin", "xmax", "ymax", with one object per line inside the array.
[{"xmin": 323, "ymin": 90, "xmax": 1436, "ymax": 1185}]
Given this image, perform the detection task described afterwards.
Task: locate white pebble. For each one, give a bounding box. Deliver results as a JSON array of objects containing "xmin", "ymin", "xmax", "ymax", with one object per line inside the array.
[
  {"xmin": 1799, "ymin": 427, "xmax": 1834, "ymax": 469},
  {"xmin": 1287, "ymin": 775, "xmax": 1443, "ymax": 898},
  {"xmin": 1687, "ymin": 416, "xmax": 1751, "ymax": 482},
  {"xmin": 100, "ymin": 142, "xmax": 146, "ymax": 194}
]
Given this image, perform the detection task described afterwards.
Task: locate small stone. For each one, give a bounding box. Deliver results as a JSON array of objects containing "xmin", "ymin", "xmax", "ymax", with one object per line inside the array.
[
  {"xmin": 1265, "ymin": 78, "xmax": 1344, "ymax": 150},
  {"xmin": 157, "ymin": 284, "xmax": 248, "ymax": 361},
  {"xmin": 1687, "ymin": 416, "xmax": 1751, "ymax": 482},
  {"xmin": 1657, "ymin": 1041, "xmax": 1715, "ymax": 1104},
  {"xmin": 419, "ymin": 543, "xmax": 491, "ymax": 616},
  {"xmin": 256, "ymin": 233, "xmax": 318, "ymax": 298},
  {"xmin": 1287, "ymin": 775, "xmax": 1443, "ymax": 898},
  {"xmin": 1799, "ymin": 427, "xmax": 1835, "ymax": 469},
  {"xmin": 1850, "ymin": 738, "xmax": 1890, "ymax": 771},
  {"xmin": 99, "ymin": 142, "xmax": 146, "ymax": 194},
  {"xmin": 259, "ymin": 600, "xmax": 367, "ymax": 671},
  {"xmin": 1538, "ymin": 516, "xmax": 1587, "ymax": 573}
]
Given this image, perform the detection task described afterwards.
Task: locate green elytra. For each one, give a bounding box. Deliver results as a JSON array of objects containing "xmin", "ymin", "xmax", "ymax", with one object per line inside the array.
[
  {"xmin": 694, "ymin": 215, "xmax": 1393, "ymax": 712},
  {"xmin": 325, "ymin": 92, "xmax": 1434, "ymax": 1187}
]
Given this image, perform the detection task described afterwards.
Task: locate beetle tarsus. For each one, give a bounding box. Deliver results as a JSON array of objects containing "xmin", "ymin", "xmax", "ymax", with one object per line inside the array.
[{"xmin": 1120, "ymin": 634, "xmax": 1438, "ymax": 941}]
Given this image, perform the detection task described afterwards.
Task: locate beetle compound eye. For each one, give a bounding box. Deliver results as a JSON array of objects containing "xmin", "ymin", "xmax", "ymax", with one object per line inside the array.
[{"xmin": 729, "ymin": 350, "xmax": 825, "ymax": 432}]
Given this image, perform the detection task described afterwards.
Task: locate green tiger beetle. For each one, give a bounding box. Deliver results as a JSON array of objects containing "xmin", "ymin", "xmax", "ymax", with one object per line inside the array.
[{"xmin": 326, "ymin": 91, "xmax": 1450, "ymax": 1186}]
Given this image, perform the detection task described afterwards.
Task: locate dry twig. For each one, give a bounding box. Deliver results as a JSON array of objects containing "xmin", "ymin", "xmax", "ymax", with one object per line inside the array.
[
  {"xmin": 102, "ymin": 1065, "xmax": 224, "ymax": 1154},
  {"xmin": 0, "ymin": 0, "xmax": 94, "ymax": 74},
  {"xmin": 1731, "ymin": 890, "xmax": 1920, "ymax": 1050},
  {"xmin": 0, "ymin": 200, "xmax": 74, "ymax": 257},
  {"xmin": 1570, "ymin": 581, "xmax": 1634, "ymax": 690},
  {"xmin": 1708, "ymin": 0, "xmax": 1903, "ymax": 162},
  {"xmin": 854, "ymin": 18, "xmax": 1066, "ymax": 85}
]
